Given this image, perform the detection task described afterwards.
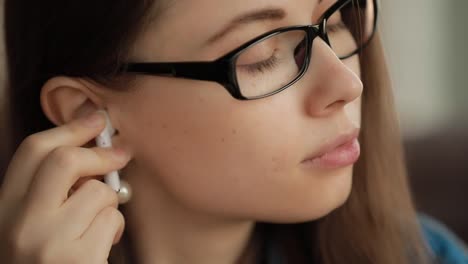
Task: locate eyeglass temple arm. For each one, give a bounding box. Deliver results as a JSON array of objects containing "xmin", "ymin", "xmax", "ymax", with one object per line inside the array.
[{"xmin": 120, "ymin": 62, "xmax": 230, "ymax": 84}]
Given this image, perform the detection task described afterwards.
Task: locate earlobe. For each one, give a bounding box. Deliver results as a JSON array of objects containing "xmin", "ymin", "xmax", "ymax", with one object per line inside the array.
[{"xmin": 40, "ymin": 76, "xmax": 104, "ymax": 126}]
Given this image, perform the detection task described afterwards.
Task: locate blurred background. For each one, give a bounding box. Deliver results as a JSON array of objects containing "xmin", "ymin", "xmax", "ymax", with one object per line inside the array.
[
  {"xmin": 0, "ymin": 0, "xmax": 466, "ymax": 243},
  {"xmin": 379, "ymin": 0, "xmax": 468, "ymax": 243}
]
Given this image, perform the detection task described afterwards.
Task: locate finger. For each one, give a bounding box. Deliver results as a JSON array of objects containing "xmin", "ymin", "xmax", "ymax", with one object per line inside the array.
[
  {"xmin": 68, "ymin": 173, "xmax": 105, "ymax": 197},
  {"xmin": 80, "ymin": 207, "xmax": 125, "ymax": 261},
  {"xmin": 25, "ymin": 146, "xmax": 129, "ymax": 210},
  {"xmin": 70, "ymin": 175, "xmax": 103, "ymax": 193},
  {"xmin": 1, "ymin": 111, "xmax": 107, "ymax": 201},
  {"xmin": 59, "ymin": 179, "xmax": 119, "ymax": 239}
]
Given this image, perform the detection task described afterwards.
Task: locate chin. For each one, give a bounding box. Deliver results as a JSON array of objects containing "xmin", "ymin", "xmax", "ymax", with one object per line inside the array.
[{"xmin": 258, "ymin": 166, "xmax": 354, "ymax": 224}]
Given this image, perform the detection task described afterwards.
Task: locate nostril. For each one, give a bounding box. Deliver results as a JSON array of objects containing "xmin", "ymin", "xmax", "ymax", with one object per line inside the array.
[{"xmin": 325, "ymin": 100, "xmax": 346, "ymax": 112}]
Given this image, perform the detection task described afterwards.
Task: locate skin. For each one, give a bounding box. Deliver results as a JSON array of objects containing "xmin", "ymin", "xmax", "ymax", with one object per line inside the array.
[{"xmin": 1, "ymin": 0, "xmax": 363, "ymax": 263}]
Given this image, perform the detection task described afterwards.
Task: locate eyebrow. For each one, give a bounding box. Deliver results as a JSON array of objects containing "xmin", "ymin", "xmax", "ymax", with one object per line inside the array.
[{"xmin": 206, "ymin": 8, "xmax": 287, "ymax": 45}]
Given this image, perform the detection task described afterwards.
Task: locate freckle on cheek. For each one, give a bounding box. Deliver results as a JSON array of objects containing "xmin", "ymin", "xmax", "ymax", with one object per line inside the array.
[
  {"xmin": 271, "ymin": 156, "xmax": 282, "ymax": 172},
  {"xmin": 232, "ymin": 129, "xmax": 237, "ymax": 135}
]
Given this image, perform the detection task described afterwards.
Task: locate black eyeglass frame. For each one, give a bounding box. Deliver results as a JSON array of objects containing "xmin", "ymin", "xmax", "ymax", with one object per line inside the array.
[{"xmin": 119, "ymin": 0, "xmax": 378, "ymax": 100}]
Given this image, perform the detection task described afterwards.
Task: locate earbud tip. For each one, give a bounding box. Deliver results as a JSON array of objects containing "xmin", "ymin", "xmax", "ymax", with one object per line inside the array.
[{"xmin": 97, "ymin": 109, "xmax": 116, "ymax": 136}]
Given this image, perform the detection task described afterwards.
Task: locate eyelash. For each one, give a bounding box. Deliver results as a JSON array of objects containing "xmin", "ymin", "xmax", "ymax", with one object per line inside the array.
[
  {"xmin": 240, "ymin": 52, "xmax": 280, "ymax": 75},
  {"xmin": 238, "ymin": 21, "xmax": 347, "ymax": 75}
]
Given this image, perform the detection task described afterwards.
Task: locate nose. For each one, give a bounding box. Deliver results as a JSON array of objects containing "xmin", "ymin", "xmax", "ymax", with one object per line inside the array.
[{"xmin": 300, "ymin": 37, "xmax": 363, "ymax": 117}]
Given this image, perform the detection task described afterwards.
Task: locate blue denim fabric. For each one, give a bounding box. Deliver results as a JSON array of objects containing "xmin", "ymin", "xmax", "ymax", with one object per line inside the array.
[{"xmin": 419, "ymin": 213, "xmax": 468, "ymax": 264}]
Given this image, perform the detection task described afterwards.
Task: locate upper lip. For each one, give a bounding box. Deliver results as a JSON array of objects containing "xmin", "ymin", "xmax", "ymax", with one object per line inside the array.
[{"xmin": 301, "ymin": 128, "xmax": 360, "ymax": 162}]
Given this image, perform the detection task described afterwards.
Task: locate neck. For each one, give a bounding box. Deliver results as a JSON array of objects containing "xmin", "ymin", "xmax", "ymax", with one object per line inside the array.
[{"xmin": 120, "ymin": 161, "xmax": 259, "ymax": 264}]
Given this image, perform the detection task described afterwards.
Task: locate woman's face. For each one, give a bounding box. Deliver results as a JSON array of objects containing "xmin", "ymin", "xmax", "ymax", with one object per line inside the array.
[{"xmin": 107, "ymin": 0, "xmax": 363, "ymax": 222}]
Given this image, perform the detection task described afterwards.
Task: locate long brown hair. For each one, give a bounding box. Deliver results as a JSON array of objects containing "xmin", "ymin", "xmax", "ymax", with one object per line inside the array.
[{"xmin": 1, "ymin": 1, "xmax": 433, "ymax": 263}]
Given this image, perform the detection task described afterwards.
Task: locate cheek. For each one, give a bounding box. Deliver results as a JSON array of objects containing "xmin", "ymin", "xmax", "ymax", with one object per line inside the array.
[
  {"xmin": 119, "ymin": 79, "xmax": 302, "ymax": 214},
  {"xmin": 118, "ymin": 77, "xmax": 356, "ymax": 222},
  {"xmin": 163, "ymin": 107, "xmax": 302, "ymax": 218}
]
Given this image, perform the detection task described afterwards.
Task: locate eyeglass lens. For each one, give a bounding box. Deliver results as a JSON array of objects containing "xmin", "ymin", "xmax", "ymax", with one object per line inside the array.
[{"xmin": 234, "ymin": 0, "xmax": 375, "ymax": 99}]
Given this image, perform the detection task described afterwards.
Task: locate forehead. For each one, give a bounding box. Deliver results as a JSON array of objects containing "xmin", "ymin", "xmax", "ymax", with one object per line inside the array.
[
  {"xmin": 150, "ymin": 0, "xmax": 305, "ymax": 19},
  {"xmin": 146, "ymin": 0, "xmax": 321, "ymax": 31},
  {"xmin": 133, "ymin": 0, "xmax": 322, "ymax": 61}
]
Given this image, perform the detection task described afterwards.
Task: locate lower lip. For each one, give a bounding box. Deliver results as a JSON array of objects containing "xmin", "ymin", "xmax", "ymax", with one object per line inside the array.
[{"xmin": 301, "ymin": 138, "xmax": 361, "ymax": 169}]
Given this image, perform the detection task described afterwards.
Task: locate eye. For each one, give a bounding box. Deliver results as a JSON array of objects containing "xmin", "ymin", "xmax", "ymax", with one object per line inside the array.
[{"xmin": 237, "ymin": 50, "xmax": 280, "ymax": 75}]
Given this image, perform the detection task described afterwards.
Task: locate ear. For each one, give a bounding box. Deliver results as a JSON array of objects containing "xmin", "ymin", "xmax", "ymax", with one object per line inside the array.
[
  {"xmin": 40, "ymin": 76, "xmax": 135, "ymax": 172},
  {"xmin": 40, "ymin": 76, "xmax": 104, "ymax": 126}
]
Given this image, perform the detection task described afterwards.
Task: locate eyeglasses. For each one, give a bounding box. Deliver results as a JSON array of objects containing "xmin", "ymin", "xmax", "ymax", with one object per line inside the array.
[{"xmin": 119, "ymin": 0, "xmax": 378, "ymax": 100}]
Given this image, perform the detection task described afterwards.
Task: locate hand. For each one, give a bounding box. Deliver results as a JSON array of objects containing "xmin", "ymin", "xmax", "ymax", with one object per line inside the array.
[{"xmin": 0, "ymin": 111, "xmax": 131, "ymax": 263}]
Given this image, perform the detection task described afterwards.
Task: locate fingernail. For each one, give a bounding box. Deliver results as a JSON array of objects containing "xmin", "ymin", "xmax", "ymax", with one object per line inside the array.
[{"xmin": 84, "ymin": 111, "xmax": 105, "ymax": 128}]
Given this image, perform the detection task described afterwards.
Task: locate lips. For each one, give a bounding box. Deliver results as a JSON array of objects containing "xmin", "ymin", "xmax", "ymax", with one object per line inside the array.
[{"xmin": 301, "ymin": 128, "xmax": 361, "ymax": 169}]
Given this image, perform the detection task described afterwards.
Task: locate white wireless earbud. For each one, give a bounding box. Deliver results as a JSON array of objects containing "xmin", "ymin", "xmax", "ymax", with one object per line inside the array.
[{"xmin": 95, "ymin": 110, "xmax": 132, "ymax": 204}]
